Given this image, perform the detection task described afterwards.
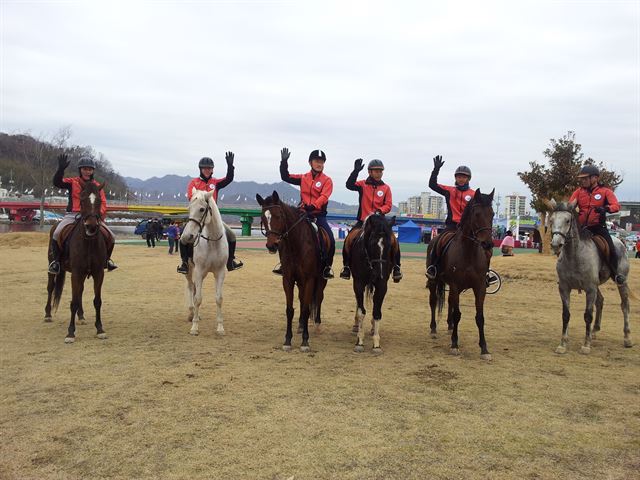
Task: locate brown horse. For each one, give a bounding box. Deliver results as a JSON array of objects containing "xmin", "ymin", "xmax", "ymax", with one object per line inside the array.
[
  {"xmin": 427, "ymin": 188, "xmax": 495, "ymax": 359},
  {"xmin": 44, "ymin": 181, "xmax": 109, "ymax": 343},
  {"xmin": 256, "ymin": 191, "xmax": 328, "ymax": 352}
]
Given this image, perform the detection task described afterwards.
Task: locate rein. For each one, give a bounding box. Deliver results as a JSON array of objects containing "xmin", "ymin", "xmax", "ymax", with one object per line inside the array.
[
  {"xmin": 261, "ymin": 205, "xmax": 309, "ymax": 240},
  {"xmin": 187, "ymin": 201, "xmax": 224, "ymax": 245},
  {"xmin": 459, "ymin": 203, "xmax": 494, "ymax": 249}
]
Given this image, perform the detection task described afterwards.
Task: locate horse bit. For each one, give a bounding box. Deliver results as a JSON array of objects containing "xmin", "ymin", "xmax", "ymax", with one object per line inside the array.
[{"xmin": 186, "ymin": 201, "xmax": 223, "ymax": 245}]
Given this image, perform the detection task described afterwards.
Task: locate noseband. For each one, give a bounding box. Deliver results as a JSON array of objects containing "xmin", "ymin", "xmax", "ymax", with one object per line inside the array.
[
  {"xmin": 186, "ymin": 201, "xmax": 223, "ymax": 244},
  {"xmin": 551, "ymin": 213, "xmax": 574, "ymax": 242}
]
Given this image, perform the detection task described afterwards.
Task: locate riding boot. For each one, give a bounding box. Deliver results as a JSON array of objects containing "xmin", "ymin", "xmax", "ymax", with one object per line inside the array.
[
  {"xmin": 48, "ymin": 241, "xmax": 61, "ymax": 274},
  {"xmin": 272, "ymin": 263, "xmax": 283, "ymax": 276},
  {"xmin": 323, "ymin": 265, "xmax": 334, "ymax": 280},
  {"xmin": 340, "ymin": 266, "xmax": 351, "ymax": 280},
  {"xmin": 226, "ymin": 240, "xmax": 244, "ymax": 271},
  {"xmin": 392, "ymin": 244, "xmax": 402, "ymax": 282},
  {"xmin": 106, "ymin": 259, "xmax": 118, "ymax": 271},
  {"xmin": 106, "ymin": 238, "xmax": 117, "ymax": 271},
  {"xmin": 340, "ymin": 248, "xmax": 351, "ymax": 280},
  {"xmin": 177, "ymin": 242, "xmax": 189, "ymax": 274}
]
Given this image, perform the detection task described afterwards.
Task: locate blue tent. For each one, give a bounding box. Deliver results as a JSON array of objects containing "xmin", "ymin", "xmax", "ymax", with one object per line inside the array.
[{"xmin": 398, "ymin": 220, "xmax": 421, "ymax": 243}]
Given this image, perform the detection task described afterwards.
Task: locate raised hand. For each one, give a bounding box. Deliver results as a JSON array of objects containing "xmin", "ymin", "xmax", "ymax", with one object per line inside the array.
[
  {"xmin": 225, "ymin": 151, "xmax": 234, "ymax": 166},
  {"xmin": 281, "ymin": 148, "xmax": 290, "ymax": 163},
  {"xmin": 57, "ymin": 153, "xmax": 70, "ymax": 170},
  {"xmin": 433, "ymin": 155, "xmax": 444, "ymax": 170},
  {"xmin": 354, "ymin": 158, "xmax": 364, "ymax": 172}
]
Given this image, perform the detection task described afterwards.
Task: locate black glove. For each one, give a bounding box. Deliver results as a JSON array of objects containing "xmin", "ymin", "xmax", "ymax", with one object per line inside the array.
[
  {"xmin": 303, "ymin": 204, "xmax": 315, "ymax": 213},
  {"xmin": 225, "ymin": 151, "xmax": 234, "ymax": 167},
  {"xmin": 595, "ymin": 206, "xmax": 607, "ymax": 214},
  {"xmin": 354, "ymin": 158, "xmax": 364, "ymax": 172},
  {"xmin": 281, "ymin": 148, "xmax": 290, "ymax": 163},
  {"xmin": 433, "ymin": 155, "xmax": 444, "ymax": 170},
  {"xmin": 57, "ymin": 153, "xmax": 70, "ymax": 170}
]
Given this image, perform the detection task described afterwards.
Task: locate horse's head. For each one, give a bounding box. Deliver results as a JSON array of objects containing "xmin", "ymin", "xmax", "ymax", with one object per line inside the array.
[
  {"xmin": 461, "ymin": 188, "xmax": 495, "ymax": 246},
  {"xmin": 547, "ymin": 198, "xmax": 578, "ymax": 255},
  {"xmin": 181, "ymin": 189, "xmax": 214, "ymax": 245},
  {"xmin": 79, "ymin": 180, "xmax": 104, "ymax": 237},
  {"xmin": 256, "ymin": 191, "xmax": 288, "ymax": 254},
  {"xmin": 362, "ymin": 213, "xmax": 395, "ymax": 279}
]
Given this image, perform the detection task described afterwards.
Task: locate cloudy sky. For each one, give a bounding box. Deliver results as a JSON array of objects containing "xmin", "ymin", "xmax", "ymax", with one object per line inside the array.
[{"xmin": 2, "ymin": 0, "xmax": 639, "ymax": 205}]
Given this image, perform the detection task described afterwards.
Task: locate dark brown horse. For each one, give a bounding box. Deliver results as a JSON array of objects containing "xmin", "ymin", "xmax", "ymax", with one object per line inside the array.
[
  {"xmin": 427, "ymin": 189, "xmax": 495, "ymax": 359},
  {"xmin": 256, "ymin": 191, "xmax": 328, "ymax": 352},
  {"xmin": 44, "ymin": 181, "xmax": 109, "ymax": 343},
  {"xmin": 348, "ymin": 213, "xmax": 396, "ymax": 353}
]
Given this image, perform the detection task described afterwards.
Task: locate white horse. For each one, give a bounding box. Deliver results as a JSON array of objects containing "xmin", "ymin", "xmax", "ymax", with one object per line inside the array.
[{"xmin": 180, "ymin": 189, "xmax": 229, "ymax": 336}]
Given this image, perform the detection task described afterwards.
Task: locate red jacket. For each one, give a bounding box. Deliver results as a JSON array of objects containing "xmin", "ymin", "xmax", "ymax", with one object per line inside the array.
[
  {"xmin": 281, "ymin": 167, "xmax": 333, "ymax": 215},
  {"xmin": 346, "ymin": 174, "xmax": 392, "ymax": 222},
  {"xmin": 186, "ymin": 177, "xmax": 228, "ymax": 202},
  {"xmin": 54, "ymin": 175, "xmax": 107, "ymax": 218},
  {"xmin": 569, "ymin": 185, "xmax": 620, "ymax": 227}
]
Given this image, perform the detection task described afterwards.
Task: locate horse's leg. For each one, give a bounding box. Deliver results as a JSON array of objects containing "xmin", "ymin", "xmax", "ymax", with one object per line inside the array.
[
  {"xmin": 185, "ymin": 271, "xmax": 195, "ymax": 323},
  {"xmin": 354, "ymin": 281, "xmax": 366, "ymax": 352},
  {"xmin": 592, "ymin": 288, "xmax": 604, "ymax": 339},
  {"xmin": 77, "ymin": 300, "xmax": 86, "ymax": 325},
  {"xmin": 190, "ymin": 269, "xmax": 204, "ymax": 336},
  {"xmin": 93, "ymin": 270, "xmax": 107, "ymax": 339},
  {"xmin": 45, "ymin": 273, "xmax": 55, "ymax": 322},
  {"xmin": 298, "ymin": 282, "xmax": 313, "ymax": 353},
  {"xmin": 428, "ymin": 281, "xmax": 438, "ymax": 338},
  {"xmin": 65, "ymin": 274, "xmax": 83, "ymax": 343},
  {"xmin": 214, "ymin": 268, "xmax": 225, "ymax": 335},
  {"xmin": 580, "ymin": 287, "xmax": 597, "ymax": 354},
  {"xmin": 447, "ymin": 292, "xmax": 455, "ymax": 333},
  {"xmin": 314, "ymin": 280, "xmax": 325, "ymax": 334},
  {"xmin": 371, "ymin": 281, "xmax": 387, "ymax": 354},
  {"xmin": 618, "ymin": 283, "xmax": 632, "ymax": 348},
  {"xmin": 473, "ymin": 285, "xmax": 491, "ymax": 360},
  {"xmin": 283, "ymin": 277, "xmax": 295, "ymax": 351},
  {"xmin": 448, "ymin": 288, "xmax": 462, "ymax": 355},
  {"xmin": 555, "ymin": 284, "xmax": 571, "ymax": 354}
]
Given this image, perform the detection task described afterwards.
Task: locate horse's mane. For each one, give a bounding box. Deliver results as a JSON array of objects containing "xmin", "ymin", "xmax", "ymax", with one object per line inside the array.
[
  {"xmin": 363, "ymin": 214, "xmax": 392, "ymax": 238},
  {"xmin": 459, "ymin": 191, "xmax": 492, "ymax": 227}
]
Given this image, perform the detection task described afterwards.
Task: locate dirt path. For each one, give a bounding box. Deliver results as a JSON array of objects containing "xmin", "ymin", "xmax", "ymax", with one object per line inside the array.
[{"xmin": 1, "ymin": 233, "xmax": 639, "ymax": 479}]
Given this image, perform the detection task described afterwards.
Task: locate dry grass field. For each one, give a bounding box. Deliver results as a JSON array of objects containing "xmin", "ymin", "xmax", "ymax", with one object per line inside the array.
[{"xmin": 1, "ymin": 232, "xmax": 639, "ymax": 480}]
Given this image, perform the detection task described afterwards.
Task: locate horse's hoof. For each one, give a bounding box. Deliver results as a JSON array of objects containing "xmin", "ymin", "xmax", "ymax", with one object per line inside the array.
[
  {"xmin": 216, "ymin": 327, "xmax": 225, "ymax": 336},
  {"xmin": 580, "ymin": 345, "xmax": 591, "ymax": 355},
  {"xmin": 64, "ymin": 337, "xmax": 75, "ymax": 344},
  {"xmin": 449, "ymin": 348, "xmax": 460, "ymax": 356},
  {"xmin": 44, "ymin": 316, "xmax": 52, "ymax": 323},
  {"xmin": 97, "ymin": 333, "xmax": 108, "ymax": 340},
  {"xmin": 372, "ymin": 347, "xmax": 383, "ymax": 355},
  {"xmin": 624, "ymin": 339, "xmax": 633, "ymax": 348},
  {"xmin": 189, "ymin": 330, "xmax": 199, "ymax": 336},
  {"xmin": 555, "ymin": 346, "xmax": 567, "ymax": 354},
  {"xmin": 430, "ymin": 332, "xmax": 437, "ymax": 339},
  {"xmin": 282, "ymin": 345, "xmax": 292, "ymax": 352},
  {"xmin": 351, "ymin": 325, "xmax": 359, "ymax": 334},
  {"xmin": 480, "ymin": 353, "xmax": 492, "ymax": 361},
  {"xmin": 354, "ymin": 345, "xmax": 365, "ymax": 353},
  {"xmin": 300, "ymin": 346, "xmax": 310, "ymax": 353}
]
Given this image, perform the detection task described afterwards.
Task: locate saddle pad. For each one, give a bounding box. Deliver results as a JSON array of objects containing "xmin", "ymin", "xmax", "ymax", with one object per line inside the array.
[
  {"xmin": 343, "ymin": 227, "xmax": 363, "ymax": 255},
  {"xmin": 434, "ymin": 230, "xmax": 457, "ymax": 257},
  {"xmin": 56, "ymin": 223, "xmax": 77, "ymax": 249},
  {"xmin": 592, "ymin": 235, "xmax": 609, "ymax": 260}
]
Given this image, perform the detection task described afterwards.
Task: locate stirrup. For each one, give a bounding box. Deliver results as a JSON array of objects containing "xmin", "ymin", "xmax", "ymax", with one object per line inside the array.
[
  {"xmin": 426, "ymin": 265, "xmax": 437, "ymax": 280},
  {"xmin": 228, "ymin": 259, "xmax": 244, "ymax": 271},
  {"xmin": 177, "ymin": 263, "xmax": 189, "ymax": 274},
  {"xmin": 339, "ymin": 266, "xmax": 351, "ymax": 280},
  {"xmin": 323, "ymin": 266, "xmax": 334, "ymax": 280},
  {"xmin": 392, "ymin": 266, "xmax": 403, "ymax": 283},
  {"xmin": 106, "ymin": 260, "xmax": 118, "ymax": 271},
  {"xmin": 48, "ymin": 261, "xmax": 60, "ymax": 275},
  {"xmin": 486, "ymin": 271, "xmax": 499, "ymax": 285},
  {"xmin": 272, "ymin": 264, "xmax": 283, "ymax": 276}
]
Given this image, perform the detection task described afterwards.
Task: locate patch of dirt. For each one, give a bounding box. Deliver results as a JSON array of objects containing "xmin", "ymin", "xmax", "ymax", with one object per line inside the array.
[{"xmin": 0, "ymin": 231, "xmax": 49, "ymax": 247}]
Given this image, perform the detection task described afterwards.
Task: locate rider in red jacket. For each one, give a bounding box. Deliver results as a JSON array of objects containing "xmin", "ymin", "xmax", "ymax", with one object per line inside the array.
[
  {"xmin": 426, "ymin": 155, "xmax": 475, "ymax": 279},
  {"xmin": 177, "ymin": 153, "xmax": 243, "ymax": 274},
  {"xmin": 340, "ymin": 158, "xmax": 402, "ymax": 282},
  {"xmin": 48, "ymin": 155, "xmax": 117, "ymax": 274},
  {"xmin": 277, "ymin": 148, "xmax": 335, "ymax": 279},
  {"xmin": 569, "ymin": 165, "xmax": 625, "ymax": 284}
]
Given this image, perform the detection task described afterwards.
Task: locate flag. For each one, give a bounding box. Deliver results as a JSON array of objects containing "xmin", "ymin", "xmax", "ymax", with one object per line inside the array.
[{"xmin": 220, "ymin": 194, "xmax": 225, "ymax": 200}]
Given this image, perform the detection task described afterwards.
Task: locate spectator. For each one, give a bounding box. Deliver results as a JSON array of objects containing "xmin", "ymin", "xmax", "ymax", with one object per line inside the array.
[
  {"xmin": 636, "ymin": 238, "xmax": 640, "ymax": 259},
  {"xmin": 500, "ymin": 230, "xmax": 515, "ymax": 256},
  {"xmin": 146, "ymin": 218, "xmax": 157, "ymax": 248},
  {"xmin": 166, "ymin": 221, "xmax": 179, "ymax": 255}
]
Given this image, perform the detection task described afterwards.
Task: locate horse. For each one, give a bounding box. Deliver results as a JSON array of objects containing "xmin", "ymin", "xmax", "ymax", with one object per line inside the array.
[
  {"xmin": 427, "ymin": 188, "xmax": 495, "ymax": 360},
  {"xmin": 256, "ymin": 191, "xmax": 328, "ymax": 352},
  {"xmin": 347, "ymin": 213, "xmax": 396, "ymax": 353},
  {"xmin": 548, "ymin": 199, "xmax": 632, "ymax": 354},
  {"xmin": 180, "ymin": 189, "xmax": 229, "ymax": 336},
  {"xmin": 44, "ymin": 181, "xmax": 109, "ymax": 343}
]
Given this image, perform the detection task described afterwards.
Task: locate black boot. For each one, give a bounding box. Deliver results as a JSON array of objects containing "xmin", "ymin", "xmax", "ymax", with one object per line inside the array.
[
  {"xmin": 340, "ymin": 266, "xmax": 351, "ymax": 280},
  {"xmin": 106, "ymin": 259, "xmax": 118, "ymax": 271},
  {"xmin": 177, "ymin": 242, "xmax": 189, "ymax": 274},
  {"xmin": 48, "ymin": 241, "xmax": 61, "ymax": 274},
  {"xmin": 392, "ymin": 265, "xmax": 403, "ymax": 283},
  {"xmin": 226, "ymin": 241, "xmax": 244, "ymax": 271},
  {"xmin": 272, "ymin": 264, "xmax": 283, "ymax": 276},
  {"xmin": 323, "ymin": 265, "xmax": 334, "ymax": 280}
]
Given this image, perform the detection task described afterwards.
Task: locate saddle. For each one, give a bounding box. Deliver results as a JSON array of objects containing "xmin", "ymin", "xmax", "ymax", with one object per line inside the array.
[
  {"xmin": 431, "ymin": 230, "xmax": 457, "ymax": 257},
  {"xmin": 591, "ymin": 235, "xmax": 610, "ymax": 261},
  {"xmin": 343, "ymin": 226, "xmax": 363, "ymax": 256},
  {"xmin": 55, "ymin": 221, "xmax": 114, "ymax": 256},
  {"xmin": 307, "ymin": 219, "xmax": 331, "ymax": 262}
]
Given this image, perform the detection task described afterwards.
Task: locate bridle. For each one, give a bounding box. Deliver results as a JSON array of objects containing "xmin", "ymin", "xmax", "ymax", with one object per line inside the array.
[
  {"xmin": 460, "ymin": 203, "xmax": 494, "ymax": 249},
  {"xmin": 186, "ymin": 200, "xmax": 223, "ymax": 244},
  {"xmin": 260, "ymin": 204, "xmax": 308, "ymax": 241},
  {"xmin": 551, "ymin": 211, "xmax": 574, "ymax": 242}
]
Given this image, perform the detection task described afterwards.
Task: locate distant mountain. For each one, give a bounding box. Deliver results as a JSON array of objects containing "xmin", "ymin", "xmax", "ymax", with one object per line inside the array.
[{"xmin": 124, "ymin": 175, "xmax": 358, "ymax": 213}]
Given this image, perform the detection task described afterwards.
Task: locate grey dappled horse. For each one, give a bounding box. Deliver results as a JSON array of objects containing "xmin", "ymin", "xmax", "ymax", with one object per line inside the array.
[
  {"xmin": 549, "ymin": 199, "xmax": 632, "ymax": 354},
  {"xmin": 181, "ymin": 189, "xmax": 229, "ymax": 336}
]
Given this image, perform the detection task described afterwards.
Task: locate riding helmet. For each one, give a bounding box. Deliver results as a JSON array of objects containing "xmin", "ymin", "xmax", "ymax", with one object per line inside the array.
[
  {"xmin": 454, "ymin": 165, "xmax": 472, "ymax": 179},
  {"xmin": 577, "ymin": 165, "xmax": 600, "ymax": 177},
  {"xmin": 199, "ymin": 157, "xmax": 214, "ymax": 168},
  {"xmin": 308, "ymin": 150, "xmax": 327, "ymax": 162},
  {"xmin": 367, "ymin": 159, "xmax": 385, "ymax": 170},
  {"xmin": 78, "ymin": 156, "xmax": 97, "ymax": 169}
]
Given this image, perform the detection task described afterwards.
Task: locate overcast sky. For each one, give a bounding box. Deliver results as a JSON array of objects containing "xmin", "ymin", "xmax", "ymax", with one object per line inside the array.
[{"xmin": 1, "ymin": 0, "xmax": 639, "ymax": 206}]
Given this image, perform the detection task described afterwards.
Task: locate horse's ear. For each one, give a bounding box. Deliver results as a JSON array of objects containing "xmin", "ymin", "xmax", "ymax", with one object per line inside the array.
[
  {"xmin": 388, "ymin": 215, "xmax": 396, "ymax": 226},
  {"xmin": 204, "ymin": 190, "xmax": 214, "ymax": 202},
  {"xmin": 272, "ymin": 191, "xmax": 280, "ymax": 203},
  {"xmin": 191, "ymin": 187, "xmax": 198, "ymax": 199},
  {"xmin": 256, "ymin": 194, "xmax": 264, "ymax": 206},
  {"xmin": 544, "ymin": 198, "xmax": 557, "ymax": 210},
  {"xmin": 474, "ymin": 188, "xmax": 482, "ymax": 199},
  {"xmin": 488, "ymin": 188, "xmax": 495, "ymax": 199}
]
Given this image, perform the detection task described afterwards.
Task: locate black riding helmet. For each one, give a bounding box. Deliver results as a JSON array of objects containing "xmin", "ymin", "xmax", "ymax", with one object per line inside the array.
[
  {"xmin": 455, "ymin": 165, "xmax": 472, "ymax": 179},
  {"xmin": 78, "ymin": 156, "xmax": 96, "ymax": 179},
  {"xmin": 199, "ymin": 157, "xmax": 214, "ymax": 168},
  {"xmin": 308, "ymin": 150, "xmax": 327, "ymax": 162},
  {"xmin": 368, "ymin": 159, "xmax": 384, "ymax": 170},
  {"xmin": 578, "ymin": 165, "xmax": 600, "ymax": 177}
]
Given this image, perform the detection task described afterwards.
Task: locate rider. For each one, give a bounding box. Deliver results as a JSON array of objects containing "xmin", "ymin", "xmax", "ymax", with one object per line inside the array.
[
  {"xmin": 177, "ymin": 153, "xmax": 244, "ymax": 274},
  {"xmin": 340, "ymin": 158, "xmax": 402, "ymax": 282},
  {"xmin": 275, "ymin": 147, "xmax": 335, "ymax": 279},
  {"xmin": 569, "ymin": 165, "xmax": 624, "ymax": 285},
  {"xmin": 426, "ymin": 155, "xmax": 475, "ymax": 279},
  {"xmin": 48, "ymin": 154, "xmax": 117, "ymax": 274}
]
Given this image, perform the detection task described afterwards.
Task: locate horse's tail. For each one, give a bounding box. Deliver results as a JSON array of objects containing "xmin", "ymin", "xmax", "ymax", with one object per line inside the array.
[
  {"xmin": 436, "ymin": 281, "xmax": 446, "ymax": 316},
  {"xmin": 52, "ymin": 271, "xmax": 66, "ymax": 312}
]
